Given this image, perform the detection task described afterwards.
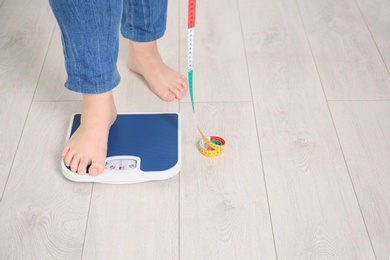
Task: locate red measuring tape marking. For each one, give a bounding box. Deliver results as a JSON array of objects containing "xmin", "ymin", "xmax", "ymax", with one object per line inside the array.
[
  {"xmin": 188, "ymin": 0, "xmax": 196, "ymax": 28},
  {"xmin": 187, "ymin": 0, "xmax": 225, "ymax": 157}
]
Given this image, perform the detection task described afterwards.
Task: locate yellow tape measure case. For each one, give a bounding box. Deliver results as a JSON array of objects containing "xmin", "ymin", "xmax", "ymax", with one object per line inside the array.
[{"xmin": 61, "ymin": 113, "xmax": 181, "ymax": 184}]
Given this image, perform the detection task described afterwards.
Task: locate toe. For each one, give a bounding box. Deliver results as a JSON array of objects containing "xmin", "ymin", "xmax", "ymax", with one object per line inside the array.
[
  {"xmin": 179, "ymin": 84, "xmax": 187, "ymax": 95},
  {"xmin": 70, "ymin": 156, "xmax": 80, "ymax": 173},
  {"xmin": 88, "ymin": 154, "xmax": 106, "ymax": 176},
  {"xmin": 162, "ymin": 92, "xmax": 176, "ymax": 102},
  {"xmin": 88, "ymin": 163, "xmax": 105, "ymax": 176},
  {"xmin": 179, "ymin": 76, "xmax": 189, "ymax": 90},
  {"xmin": 171, "ymin": 86, "xmax": 184, "ymax": 99},
  {"xmin": 64, "ymin": 151, "xmax": 74, "ymax": 167},
  {"xmin": 176, "ymin": 79, "xmax": 187, "ymax": 96},
  {"xmin": 77, "ymin": 157, "xmax": 91, "ymax": 175},
  {"xmin": 182, "ymin": 80, "xmax": 188, "ymax": 90},
  {"xmin": 61, "ymin": 145, "xmax": 70, "ymax": 158}
]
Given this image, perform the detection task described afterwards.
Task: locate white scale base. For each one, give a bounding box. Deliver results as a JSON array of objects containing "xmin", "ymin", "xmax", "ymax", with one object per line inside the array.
[{"xmin": 61, "ymin": 113, "xmax": 181, "ymax": 184}]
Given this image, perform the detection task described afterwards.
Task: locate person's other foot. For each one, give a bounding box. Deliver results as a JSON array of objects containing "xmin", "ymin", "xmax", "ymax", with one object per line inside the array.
[
  {"xmin": 127, "ymin": 40, "xmax": 188, "ymax": 102},
  {"xmin": 62, "ymin": 91, "xmax": 117, "ymax": 176}
]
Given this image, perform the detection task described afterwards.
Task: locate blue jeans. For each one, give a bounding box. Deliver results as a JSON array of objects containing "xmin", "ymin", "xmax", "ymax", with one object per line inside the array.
[{"xmin": 49, "ymin": 0, "xmax": 168, "ymax": 94}]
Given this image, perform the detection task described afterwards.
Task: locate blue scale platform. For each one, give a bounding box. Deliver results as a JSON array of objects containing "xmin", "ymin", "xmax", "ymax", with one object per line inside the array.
[{"xmin": 61, "ymin": 113, "xmax": 181, "ymax": 184}]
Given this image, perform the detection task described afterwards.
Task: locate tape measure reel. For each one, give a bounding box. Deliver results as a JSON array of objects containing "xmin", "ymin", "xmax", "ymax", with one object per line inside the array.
[
  {"xmin": 198, "ymin": 129, "xmax": 225, "ymax": 157},
  {"xmin": 187, "ymin": 0, "xmax": 225, "ymax": 157}
]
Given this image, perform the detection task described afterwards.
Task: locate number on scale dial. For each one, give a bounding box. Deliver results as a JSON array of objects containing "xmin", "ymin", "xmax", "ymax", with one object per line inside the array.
[{"xmin": 105, "ymin": 159, "xmax": 137, "ymax": 171}]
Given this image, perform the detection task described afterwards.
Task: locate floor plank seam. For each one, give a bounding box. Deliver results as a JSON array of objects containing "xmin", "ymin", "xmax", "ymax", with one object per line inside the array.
[
  {"xmin": 328, "ymin": 99, "xmax": 390, "ymax": 102},
  {"xmin": 354, "ymin": 0, "xmax": 390, "ymax": 78},
  {"xmin": 32, "ymin": 23, "xmax": 58, "ymax": 103},
  {"xmin": 235, "ymin": 0, "xmax": 279, "ymax": 258},
  {"xmin": 327, "ymin": 115, "xmax": 379, "ymax": 260},
  {"xmin": 180, "ymin": 100, "xmax": 253, "ymax": 104},
  {"xmin": 1, "ymin": 5, "xmax": 56, "ymax": 200},
  {"xmin": 80, "ymin": 183, "xmax": 95, "ymax": 260},
  {"xmin": 293, "ymin": 0, "xmax": 330, "ymax": 102},
  {"xmin": 295, "ymin": 0, "xmax": 378, "ymax": 257},
  {"xmin": 1, "ymin": 22, "xmax": 56, "ymax": 201},
  {"xmin": 1, "ymin": 95, "xmax": 35, "ymax": 201}
]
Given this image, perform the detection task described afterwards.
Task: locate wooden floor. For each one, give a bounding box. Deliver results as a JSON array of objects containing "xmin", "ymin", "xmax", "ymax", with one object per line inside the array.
[{"xmin": 1, "ymin": 0, "xmax": 390, "ymax": 258}]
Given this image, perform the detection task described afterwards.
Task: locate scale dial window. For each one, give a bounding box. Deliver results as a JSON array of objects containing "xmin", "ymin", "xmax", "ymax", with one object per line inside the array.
[{"xmin": 105, "ymin": 159, "xmax": 137, "ymax": 171}]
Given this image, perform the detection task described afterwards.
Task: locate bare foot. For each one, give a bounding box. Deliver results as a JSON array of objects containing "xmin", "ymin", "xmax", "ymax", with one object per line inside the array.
[
  {"xmin": 62, "ymin": 91, "xmax": 117, "ymax": 176},
  {"xmin": 127, "ymin": 40, "xmax": 188, "ymax": 102}
]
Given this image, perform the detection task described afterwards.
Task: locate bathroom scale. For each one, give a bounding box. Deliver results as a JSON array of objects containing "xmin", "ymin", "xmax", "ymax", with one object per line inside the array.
[{"xmin": 61, "ymin": 113, "xmax": 181, "ymax": 184}]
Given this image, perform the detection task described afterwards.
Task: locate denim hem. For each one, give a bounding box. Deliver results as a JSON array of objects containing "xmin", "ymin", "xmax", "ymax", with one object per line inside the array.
[
  {"xmin": 120, "ymin": 28, "xmax": 166, "ymax": 42},
  {"xmin": 64, "ymin": 74, "xmax": 121, "ymax": 94}
]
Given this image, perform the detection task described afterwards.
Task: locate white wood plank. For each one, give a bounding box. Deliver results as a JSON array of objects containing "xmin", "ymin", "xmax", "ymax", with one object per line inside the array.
[
  {"xmin": 329, "ymin": 101, "xmax": 390, "ymax": 259},
  {"xmin": 296, "ymin": 0, "xmax": 390, "ymax": 100},
  {"xmin": 357, "ymin": 0, "xmax": 390, "ymax": 72},
  {"xmin": 0, "ymin": 102, "xmax": 92, "ymax": 259},
  {"xmin": 82, "ymin": 179, "xmax": 179, "ymax": 259},
  {"xmin": 0, "ymin": 0, "xmax": 55, "ymax": 198},
  {"xmin": 82, "ymin": 1, "xmax": 180, "ymax": 258},
  {"xmin": 34, "ymin": 25, "xmax": 81, "ymax": 101},
  {"xmin": 239, "ymin": 0, "xmax": 376, "ymax": 258},
  {"xmin": 179, "ymin": 0, "xmax": 252, "ymax": 103},
  {"xmin": 180, "ymin": 103, "xmax": 276, "ymax": 259}
]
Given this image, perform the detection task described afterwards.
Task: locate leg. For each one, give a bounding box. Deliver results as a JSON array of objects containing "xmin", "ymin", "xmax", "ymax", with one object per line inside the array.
[
  {"xmin": 121, "ymin": 0, "xmax": 188, "ymax": 101},
  {"xmin": 49, "ymin": 0, "xmax": 122, "ymax": 175}
]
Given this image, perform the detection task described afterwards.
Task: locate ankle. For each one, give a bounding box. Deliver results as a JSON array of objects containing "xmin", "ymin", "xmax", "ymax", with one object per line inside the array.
[
  {"xmin": 82, "ymin": 91, "xmax": 114, "ymax": 102},
  {"xmin": 128, "ymin": 40, "xmax": 162, "ymax": 62},
  {"xmin": 81, "ymin": 91, "xmax": 117, "ymax": 124}
]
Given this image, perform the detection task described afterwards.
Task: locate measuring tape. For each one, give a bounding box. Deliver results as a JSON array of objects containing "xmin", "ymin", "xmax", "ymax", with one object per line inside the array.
[{"xmin": 188, "ymin": 0, "xmax": 225, "ymax": 157}]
